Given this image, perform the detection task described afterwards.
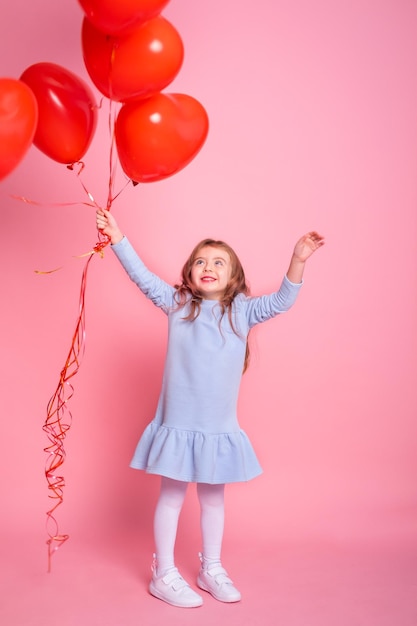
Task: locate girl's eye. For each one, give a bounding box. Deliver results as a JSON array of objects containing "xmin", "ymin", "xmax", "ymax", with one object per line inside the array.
[
  {"xmin": 195, "ymin": 259, "xmax": 204, "ymax": 265},
  {"xmin": 215, "ymin": 260, "xmax": 223, "ymax": 266}
]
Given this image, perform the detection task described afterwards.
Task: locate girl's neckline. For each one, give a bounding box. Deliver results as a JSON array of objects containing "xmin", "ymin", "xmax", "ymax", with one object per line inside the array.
[{"xmin": 200, "ymin": 298, "xmax": 219, "ymax": 306}]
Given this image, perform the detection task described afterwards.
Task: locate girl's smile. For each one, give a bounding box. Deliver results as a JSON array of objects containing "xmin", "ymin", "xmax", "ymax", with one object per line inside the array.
[{"xmin": 190, "ymin": 246, "xmax": 232, "ymax": 300}]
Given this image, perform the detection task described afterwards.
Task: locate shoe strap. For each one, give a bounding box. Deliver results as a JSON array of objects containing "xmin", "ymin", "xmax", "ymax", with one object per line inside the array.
[
  {"xmin": 205, "ymin": 565, "xmax": 234, "ymax": 585},
  {"xmin": 162, "ymin": 569, "xmax": 189, "ymax": 591}
]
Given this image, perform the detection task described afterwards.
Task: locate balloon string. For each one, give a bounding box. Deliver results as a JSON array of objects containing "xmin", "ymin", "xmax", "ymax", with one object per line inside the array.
[
  {"xmin": 10, "ymin": 193, "xmax": 96, "ymax": 209},
  {"xmin": 106, "ymin": 101, "xmax": 117, "ymax": 209},
  {"xmin": 105, "ymin": 97, "xmax": 134, "ymax": 209},
  {"xmin": 41, "ymin": 97, "xmax": 133, "ymax": 572},
  {"xmin": 43, "ymin": 236, "xmax": 109, "ymax": 572},
  {"xmin": 41, "ymin": 139, "xmax": 112, "ymax": 572}
]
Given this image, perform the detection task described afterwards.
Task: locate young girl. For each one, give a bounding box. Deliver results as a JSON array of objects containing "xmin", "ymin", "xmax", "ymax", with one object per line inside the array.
[{"xmin": 96, "ymin": 208, "xmax": 324, "ymax": 608}]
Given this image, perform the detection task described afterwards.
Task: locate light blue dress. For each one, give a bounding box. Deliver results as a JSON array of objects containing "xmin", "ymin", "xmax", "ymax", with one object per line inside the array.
[{"xmin": 112, "ymin": 237, "xmax": 302, "ymax": 484}]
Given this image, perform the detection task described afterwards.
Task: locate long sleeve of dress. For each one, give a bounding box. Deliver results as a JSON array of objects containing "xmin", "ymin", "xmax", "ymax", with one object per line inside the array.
[
  {"xmin": 244, "ymin": 275, "xmax": 303, "ymax": 328},
  {"xmin": 111, "ymin": 236, "xmax": 175, "ymax": 311}
]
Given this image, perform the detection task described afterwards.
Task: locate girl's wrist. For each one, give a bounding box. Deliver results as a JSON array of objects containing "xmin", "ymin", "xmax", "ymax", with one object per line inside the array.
[
  {"xmin": 111, "ymin": 231, "xmax": 124, "ymax": 245},
  {"xmin": 290, "ymin": 254, "xmax": 306, "ymax": 267},
  {"xmin": 286, "ymin": 255, "xmax": 305, "ymax": 283}
]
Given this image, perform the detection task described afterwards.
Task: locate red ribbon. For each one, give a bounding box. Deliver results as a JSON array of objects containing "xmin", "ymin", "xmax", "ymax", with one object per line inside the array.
[
  {"xmin": 39, "ymin": 102, "xmax": 133, "ymax": 571},
  {"xmin": 43, "ymin": 235, "xmax": 109, "ymax": 572}
]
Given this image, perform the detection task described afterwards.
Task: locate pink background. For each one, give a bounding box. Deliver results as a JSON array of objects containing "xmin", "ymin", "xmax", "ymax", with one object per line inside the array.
[{"xmin": 1, "ymin": 1, "xmax": 416, "ymax": 625}]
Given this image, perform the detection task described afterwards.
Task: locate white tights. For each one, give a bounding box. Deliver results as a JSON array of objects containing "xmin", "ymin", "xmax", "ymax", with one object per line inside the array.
[{"xmin": 153, "ymin": 476, "xmax": 225, "ymax": 575}]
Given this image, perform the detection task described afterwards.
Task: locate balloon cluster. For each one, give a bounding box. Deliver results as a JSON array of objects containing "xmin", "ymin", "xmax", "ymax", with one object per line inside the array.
[{"xmin": 0, "ymin": 0, "xmax": 209, "ymax": 183}]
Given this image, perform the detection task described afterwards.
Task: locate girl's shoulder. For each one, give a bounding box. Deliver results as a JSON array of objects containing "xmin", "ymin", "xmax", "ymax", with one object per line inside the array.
[{"xmin": 231, "ymin": 292, "xmax": 251, "ymax": 313}]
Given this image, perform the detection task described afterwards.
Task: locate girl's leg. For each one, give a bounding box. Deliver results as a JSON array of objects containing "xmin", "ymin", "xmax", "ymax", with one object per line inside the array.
[
  {"xmin": 196, "ymin": 482, "xmax": 241, "ymax": 603},
  {"xmin": 153, "ymin": 476, "xmax": 188, "ymax": 575},
  {"xmin": 150, "ymin": 477, "xmax": 203, "ymax": 608},
  {"xmin": 197, "ymin": 482, "xmax": 225, "ymax": 568}
]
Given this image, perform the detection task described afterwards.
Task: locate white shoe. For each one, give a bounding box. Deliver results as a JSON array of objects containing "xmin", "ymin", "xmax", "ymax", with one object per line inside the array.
[
  {"xmin": 149, "ymin": 562, "xmax": 203, "ymax": 608},
  {"xmin": 197, "ymin": 557, "xmax": 241, "ymax": 603}
]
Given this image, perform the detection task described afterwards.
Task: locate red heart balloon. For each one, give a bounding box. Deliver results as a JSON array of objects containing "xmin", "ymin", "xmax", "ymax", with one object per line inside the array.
[
  {"xmin": 0, "ymin": 78, "xmax": 38, "ymax": 181},
  {"xmin": 115, "ymin": 93, "xmax": 209, "ymax": 182},
  {"xmin": 20, "ymin": 62, "xmax": 97, "ymax": 164},
  {"xmin": 82, "ymin": 16, "xmax": 183, "ymax": 102},
  {"xmin": 78, "ymin": 0, "xmax": 170, "ymax": 35}
]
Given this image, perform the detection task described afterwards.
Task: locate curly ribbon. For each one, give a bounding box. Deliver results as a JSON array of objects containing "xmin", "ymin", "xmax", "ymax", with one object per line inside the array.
[
  {"xmin": 40, "ymin": 157, "xmax": 111, "ymax": 572},
  {"xmin": 43, "ymin": 235, "xmax": 109, "ymax": 572},
  {"xmin": 38, "ymin": 98, "xmax": 134, "ymax": 572}
]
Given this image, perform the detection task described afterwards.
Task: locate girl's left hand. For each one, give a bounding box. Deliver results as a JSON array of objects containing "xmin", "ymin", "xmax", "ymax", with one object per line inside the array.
[{"xmin": 293, "ymin": 231, "xmax": 325, "ymax": 262}]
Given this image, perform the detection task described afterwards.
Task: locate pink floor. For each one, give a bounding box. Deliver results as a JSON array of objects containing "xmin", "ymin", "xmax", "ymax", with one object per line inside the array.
[{"xmin": 2, "ymin": 530, "xmax": 416, "ymax": 626}]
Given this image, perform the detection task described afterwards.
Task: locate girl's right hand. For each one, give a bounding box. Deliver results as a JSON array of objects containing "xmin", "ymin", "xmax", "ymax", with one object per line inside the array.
[{"xmin": 96, "ymin": 208, "xmax": 124, "ymax": 245}]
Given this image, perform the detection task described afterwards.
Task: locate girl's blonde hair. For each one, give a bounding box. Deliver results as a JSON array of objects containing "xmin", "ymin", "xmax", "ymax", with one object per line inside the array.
[{"xmin": 174, "ymin": 239, "xmax": 251, "ymax": 372}]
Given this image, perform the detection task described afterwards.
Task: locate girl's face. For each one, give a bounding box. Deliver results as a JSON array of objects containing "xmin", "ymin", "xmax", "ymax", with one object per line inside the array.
[{"xmin": 190, "ymin": 245, "xmax": 232, "ymax": 300}]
